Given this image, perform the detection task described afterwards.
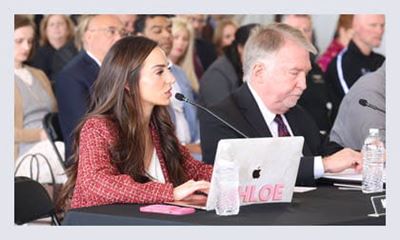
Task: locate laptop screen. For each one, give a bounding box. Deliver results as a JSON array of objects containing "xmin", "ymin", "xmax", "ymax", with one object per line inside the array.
[
  {"xmin": 167, "ymin": 136, "xmax": 304, "ymax": 211},
  {"xmin": 206, "ymin": 137, "xmax": 304, "ymax": 210}
]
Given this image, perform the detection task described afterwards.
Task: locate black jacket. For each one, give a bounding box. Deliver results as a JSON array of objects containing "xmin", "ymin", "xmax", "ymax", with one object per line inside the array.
[
  {"xmin": 55, "ymin": 51, "xmax": 100, "ymax": 166},
  {"xmin": 298, "ymin": 58, "xmax": 332, "ymax": 132},
  {"xmin": 31, "ymin": 40, "xmax": 78, "ymax": 84},
  {"xmin": 199, "ymin": 55, "xmax": 241, "ymax": 107},
  {"xmin": 199, "ymin": 83, "xmax": 342, "ymax": 186},
  {"xmin": 325, "ymin": 40, "xmax": 385, "ymax": 120}
]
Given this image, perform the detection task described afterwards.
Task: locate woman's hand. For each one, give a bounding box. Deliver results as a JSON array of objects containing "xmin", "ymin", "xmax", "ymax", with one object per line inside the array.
[{"xmin": 173, "ymin": 179, "xmax": 210, "ymax": 201}]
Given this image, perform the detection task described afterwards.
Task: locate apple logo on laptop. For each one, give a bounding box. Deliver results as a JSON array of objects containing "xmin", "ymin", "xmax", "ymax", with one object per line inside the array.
[{"xmin": 252, "ymin": 167, "xmax": 261, "ymax": 179}]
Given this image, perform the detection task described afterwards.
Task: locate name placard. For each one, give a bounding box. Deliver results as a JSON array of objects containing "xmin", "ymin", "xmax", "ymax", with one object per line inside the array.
[{"xmin": 368, "ymin": 195, "xmax": 386, "ymax": 217}]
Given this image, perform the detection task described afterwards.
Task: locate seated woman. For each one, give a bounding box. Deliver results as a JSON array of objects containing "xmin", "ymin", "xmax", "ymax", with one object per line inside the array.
[
  {"xmin": 58, "ymin": 36, "xmax": 212, "ymax": 210},
  {"xmin": 199, "ymin": 23, "xmax": 259, "ymax": 107},
  {"xmin": 14, "ymin": 15, "xmax": 66, "ymax": 184},
  {"xmin": 213, "ymin": 18, "xmax": 238, "ymax": 56},
  {"xmin": 317, "ymin": 15, "xmax": 353, "ymax": 72},
  {"xmin": 30, "ymin": 14, "xmax": 78, "ymax": 85},
  {"xmin": 169, "ymin": 17, "xmax": 199, "ymax": 96}
]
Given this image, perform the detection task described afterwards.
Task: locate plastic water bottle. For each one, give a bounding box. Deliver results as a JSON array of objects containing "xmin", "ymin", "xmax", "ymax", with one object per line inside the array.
[
  {"xmin": 362, "ymin": 128, "xmax": 385, "ymax": 193},
  {"xmin": 215, "ymin": 160, "xmax": 240, "ymax": 216}
]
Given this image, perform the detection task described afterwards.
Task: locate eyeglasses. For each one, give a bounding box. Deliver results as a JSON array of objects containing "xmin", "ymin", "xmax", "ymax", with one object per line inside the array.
[{"xmin": 88, "ymin": 27, "xmax": 129, "ymax": 37}]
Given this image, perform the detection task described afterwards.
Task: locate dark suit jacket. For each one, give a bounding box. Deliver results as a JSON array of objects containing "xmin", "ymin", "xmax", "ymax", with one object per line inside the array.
[
  {"xmin": 195, "ymin": 38, "xmax": 217, "ymax": 71},
  {"xmin": 31, "ymin": 40, "xmax": 78, "ymax": 85},
  {"xmin": 199, "ymin": 55, "xmax": 241, "ymax": 107},
  {"xmin": 199, "ymin": 83, "xmax": 342, "ymax": 186},
  {"xmin": 55, "ymin": 50, "xmax": 100, "ymax": 166},
  {"xmin": 298, "ymin": 58, "xmax": 332, "ymax": 132}
]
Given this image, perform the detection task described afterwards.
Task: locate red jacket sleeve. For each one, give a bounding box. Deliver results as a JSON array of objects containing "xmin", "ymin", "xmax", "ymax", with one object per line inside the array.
[{"xmin": 71, "ymin": 118, "xmax": 175, "ymax": 208}]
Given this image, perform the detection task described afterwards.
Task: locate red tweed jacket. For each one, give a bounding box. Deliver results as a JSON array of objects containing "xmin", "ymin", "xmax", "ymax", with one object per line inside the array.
[{"xmin": 70, "ymin": 117, "xmax": 213, "ymax": 209}]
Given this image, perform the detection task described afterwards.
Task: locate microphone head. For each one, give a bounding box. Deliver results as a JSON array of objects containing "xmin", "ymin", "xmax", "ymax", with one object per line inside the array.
[
  {"xmin": 175, "ymin": 93, "xmax": 186, "ymax": 102},
  {"xmin": 359, "ymin": 99, "xmax": 368, "ymax": 107}
]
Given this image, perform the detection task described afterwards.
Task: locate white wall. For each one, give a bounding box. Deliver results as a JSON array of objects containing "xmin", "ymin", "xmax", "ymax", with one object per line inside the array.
[{"xmin": 311, "ymin": 15, "xmax": 338, "ymax": 55}]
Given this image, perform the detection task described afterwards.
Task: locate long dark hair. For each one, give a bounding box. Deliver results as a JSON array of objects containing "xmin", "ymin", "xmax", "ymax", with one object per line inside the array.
[
  {"xmin": 223, "ymin": 23, "xmax": 259, "ymax": 81},
  {"xmin": 14, "ymin": 15, "xmax": 37, "ymax": 61},
  {"xmin": 58, "ymin": 36, "xmax": 186, "ymax": 210}
]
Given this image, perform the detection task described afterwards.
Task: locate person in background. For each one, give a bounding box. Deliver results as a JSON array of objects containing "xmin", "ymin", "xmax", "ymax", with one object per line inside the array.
[
  {"xmin": 58, "ymin": 36, "xmax": 211, "ymax": 210},
  {"xmin": 185, "ymin": 14, "xmax": 207, "ymax": 40},
  {"xmin": 198, "ymin": 15, "xmax": 219, "ymax": 43},
  {"xmin": 14, "ymin": 15, "xmax": 66, "ymax": 184},
  {"xmin": 277, "ymin": 14, "xmax": 333, "ymax": 133},
  {"xmin": 213, "ymin": 18, "xmax": 239, "ymax": 56},
  {"xmin": 30, "ymin": 14, "xmax": 78, "ymax": 86},
  {"xmin": 56, "ymin": 15, "xmax": 125, "ymax": 167},
  {"xmin": 69, "ymin": 14, "xmax": 82, "ymax": 25},
  {"xmin": 31, "ymin": 14, "xmax": 44, "ymax": 39},
  {"xmin": 330, "ymin": 63, "xmax": 385, "ymax": 150},
  {"xmin": 169, "ymin": 17, "xmax": 199, "ymax": 96},
  {"xmin": 134, "ymin": 15, "xmax": 202, "ymax": 159},
  {"xmin": 199, "ymin": 23, "xmax": 259, "ymax": 107},
  {"xmin": 73, "ymin": 15, "xmax": 95, "ymax": 51},
  {"xmin": 184, "ymin": 14, "xmax": 217, "ymax": 78},
  {"xmin": 200, "ymin": 24, "xmax": 362, "ymax": 186},
  {"xmin": 317, "ymin": 15, "xmax": 354, "ymax": 72},
  {"xmin": 116, "ymin": 14, "xmax": 137, "ymax": 36},
  {"xmin": 274, "ymin": 14, "xmax": 319, "ymax": 53},
  {"xmin": 325, "ymin": 14, "xmax": 385, "ymax": 122}
]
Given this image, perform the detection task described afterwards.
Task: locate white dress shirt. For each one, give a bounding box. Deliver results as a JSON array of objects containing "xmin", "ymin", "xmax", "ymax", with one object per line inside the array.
[
  {"xmin": 86, "ymin": 50, "xmax": 102, "ymax": 67},
  {"xmin": 170, "ymin": 81, "xmax": 192, "ymax": 144},
  {"xmin": 247, "ymin": 83, "xmax": 325, "ymax": 179}
]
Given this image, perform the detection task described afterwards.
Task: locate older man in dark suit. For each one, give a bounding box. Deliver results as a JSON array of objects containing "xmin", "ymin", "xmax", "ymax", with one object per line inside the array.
[
  {"xmin": 55, "ymin": 15, "xmax": 125, "ymax": 166},
  {"xmin": 200, "ymin": 23, "xmax": 362, "ymax": 186}
]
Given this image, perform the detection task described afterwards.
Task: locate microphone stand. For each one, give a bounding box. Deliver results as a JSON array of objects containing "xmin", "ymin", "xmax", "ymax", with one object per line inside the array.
[{"xmin": 175, "ymin": 93, "xmax": 249, "ymax": 138}]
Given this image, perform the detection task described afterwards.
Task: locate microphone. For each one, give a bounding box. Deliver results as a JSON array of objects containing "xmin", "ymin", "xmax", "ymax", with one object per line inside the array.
[
  {"xmin": 175, "ymin": 93, "xmax": 249, "ymax": 138},
  {"xmin": 359, "ymin": 99, "xmax": 385, "ymax": 114}
]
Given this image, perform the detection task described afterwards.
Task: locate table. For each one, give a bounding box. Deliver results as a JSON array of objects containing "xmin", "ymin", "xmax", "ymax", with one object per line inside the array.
[{"xmin": 62, "ymin": 185, "xmax": 385, "ymax": 225}]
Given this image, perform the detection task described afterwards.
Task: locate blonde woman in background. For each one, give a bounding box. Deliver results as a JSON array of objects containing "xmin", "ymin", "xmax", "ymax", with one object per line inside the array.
[
  {"xmin": 169, "ymin": 17, "xmax": 199, "ymax": 95},
  {"xmin": 30, "ymin": 14, "xmax": 78, "ymax": 83},
  {"xmin": 213, "ymin": 18, "xmax": 238, "ymax": 56},
  {"xmin": 14, "ymin": 15, "xmax": 66, "ymax": 184}
]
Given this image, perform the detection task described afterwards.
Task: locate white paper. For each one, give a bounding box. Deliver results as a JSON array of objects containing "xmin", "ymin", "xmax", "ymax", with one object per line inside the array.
[
  {"xmin": 323, "ymin": 168, "xmax": 386, "ymax": 183},
  {"xmin": 293, "ymin": 186, "xmax": 317, "ymax": 193}
]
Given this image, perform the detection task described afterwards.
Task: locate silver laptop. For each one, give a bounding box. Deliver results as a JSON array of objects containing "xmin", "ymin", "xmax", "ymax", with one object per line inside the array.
[{"xmin": 168, "ymin": 136, "xmax": 304, "ymax": 210}]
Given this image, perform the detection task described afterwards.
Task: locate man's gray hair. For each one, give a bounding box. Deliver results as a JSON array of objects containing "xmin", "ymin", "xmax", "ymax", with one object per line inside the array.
[{"xmin": 242, "ymin": 23, "xmax": 317, "ymax": 82}]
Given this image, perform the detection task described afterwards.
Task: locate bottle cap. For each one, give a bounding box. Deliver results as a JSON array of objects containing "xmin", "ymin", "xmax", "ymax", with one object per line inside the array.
[{"xmin": 369, "ymin": 128, "xmax": 379, "ymax": 135}]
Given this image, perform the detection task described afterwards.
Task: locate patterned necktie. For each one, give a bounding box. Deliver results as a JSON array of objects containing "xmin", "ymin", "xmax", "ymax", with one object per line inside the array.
[{"xmin": 274, "ymin": 114, "xmax": 290, "ymax": 137}]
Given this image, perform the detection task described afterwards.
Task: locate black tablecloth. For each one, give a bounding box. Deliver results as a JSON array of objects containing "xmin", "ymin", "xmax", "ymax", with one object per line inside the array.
[{"xmin": 62, "ymin": 185, "xmax": 385, "ymax": 225}]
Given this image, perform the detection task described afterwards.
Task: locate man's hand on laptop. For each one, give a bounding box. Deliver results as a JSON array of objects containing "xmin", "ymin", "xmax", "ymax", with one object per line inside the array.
[
  {"xmin": 322, "ymin": 148, "xmax": 363, "ymax": 173},
  {"xmin": 173, "ymin": 179, "xmax": 210, "ymax": 201}
]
